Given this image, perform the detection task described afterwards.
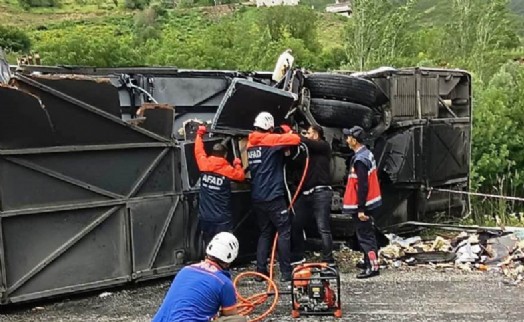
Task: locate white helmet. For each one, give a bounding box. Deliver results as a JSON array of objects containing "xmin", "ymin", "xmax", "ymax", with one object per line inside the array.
[
  {"xmin": 253, "ymin": 112, "xmax": 274, "ymax": 130},
  {"xmin": 206, "ymin": 232, "xmax": 239, "ymax": 264}
]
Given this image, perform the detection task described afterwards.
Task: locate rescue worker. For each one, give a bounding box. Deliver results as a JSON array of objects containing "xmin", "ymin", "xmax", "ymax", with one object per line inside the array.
[
  {"xmin": 195, "ymin": 125, "xmax": 245, "ymax": 247},
  {"xmin": 152, "ymin": 232, "xmax": 247, "ymax": 322},
  {"xmin": 291, "ymin": 124, "xmax": 335, "ymax": 264},
  {"xmin": 342, "ymin": 126, "xmax": 382, "ymax": 279},
  {"xmin": 248, "ymin": 111, "xmax": 301, "ymax": 282}
]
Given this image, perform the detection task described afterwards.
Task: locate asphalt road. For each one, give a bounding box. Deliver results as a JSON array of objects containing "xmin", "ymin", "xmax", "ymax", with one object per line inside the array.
[{"xmin": 0, "ymin": 265, "xmax": 522, "ymax": 322}]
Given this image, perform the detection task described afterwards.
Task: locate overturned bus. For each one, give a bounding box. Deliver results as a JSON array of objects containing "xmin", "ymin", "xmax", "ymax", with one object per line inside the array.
[{"xmin": 0, "ymin": 64, "xmax": 471, "ymax": 304}]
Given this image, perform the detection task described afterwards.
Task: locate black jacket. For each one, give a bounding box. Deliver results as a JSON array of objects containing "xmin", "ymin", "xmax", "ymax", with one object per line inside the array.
[{"xmin": 300, "ymin": 137, "xmax": 332, "ymax": 190}]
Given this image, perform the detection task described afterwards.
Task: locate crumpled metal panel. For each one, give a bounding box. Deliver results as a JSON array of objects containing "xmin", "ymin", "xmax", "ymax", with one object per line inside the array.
[
  {"xmin": 0, "ymin": 86, "xmax": 56, "ymax": 149},
  {"xmin": 376, "ymin": 122, "xmax": 469, "ymax": 186},
  {"xmin": 211, "ymin": 78, "xmax": 295, "ymax": 135},
  {"xmin": 375, "ymin": 128, "xmax": 419, "ymax": 184},
  {"xmin": 6, "ymin": 75, "xmax": 168, "ymax": 147},
  {"xmin": 139, "ymin": 106, "xmax": 174, "ymax": 138},
  {"xmin": 425, "ymin": 122, "xmax": 470, "ymax": 185},
  {"xmin": 33, "ymin": 75, "xmax": 122, "ymax": 117}
]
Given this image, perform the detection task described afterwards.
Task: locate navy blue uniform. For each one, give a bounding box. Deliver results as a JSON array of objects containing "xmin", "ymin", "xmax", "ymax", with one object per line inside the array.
[
  {"xmin": 344, "ymin": 147, "xmax": 382, "ymax": 272},
  {"xmin": 247, "ymin": 131, "xmax": 300, "ymax": 201},
  {"xmin": 195, "ymin": 134, "xmax": 245, "ymax": 245},
  {"xmin": 247, "ymin": 130, "xmax": 300, "ymax": 277}
]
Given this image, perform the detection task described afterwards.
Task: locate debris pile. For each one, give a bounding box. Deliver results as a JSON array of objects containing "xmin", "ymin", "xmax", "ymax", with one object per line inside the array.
[
  {"xmin": 333, "ymin": 247, "xmax": 365, "ymax": 273},
  {"xmin": 379, "ymin": 229, "xmax": 524, "ymax": 285}
]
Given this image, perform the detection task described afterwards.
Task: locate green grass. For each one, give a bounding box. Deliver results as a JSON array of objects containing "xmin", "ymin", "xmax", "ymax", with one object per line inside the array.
[
  {"xmin": 0, "ymin": 7, "xmax": 122, "ymax": 29},
  {"xmin": 317, "ymin": 12, "xmax": 346, "ymax": 49},
  {"xmin": 0, "ymin": 0, "xmax": 129, "ymax": 29}
]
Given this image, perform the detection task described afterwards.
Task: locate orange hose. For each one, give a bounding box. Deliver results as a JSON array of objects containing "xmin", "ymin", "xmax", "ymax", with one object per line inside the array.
[{"xmin": 234, "ymin": 149, "xmax": 310, "ymax": 322}]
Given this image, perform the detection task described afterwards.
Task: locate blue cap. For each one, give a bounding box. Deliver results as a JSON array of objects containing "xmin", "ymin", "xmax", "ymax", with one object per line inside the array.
[{"xmin": 343, "ymin": 126, "xmax": 365, "ymax": 142}]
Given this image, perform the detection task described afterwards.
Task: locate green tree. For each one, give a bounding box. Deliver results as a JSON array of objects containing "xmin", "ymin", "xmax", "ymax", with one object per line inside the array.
[
  {"xmin": 0, "ymin": 26, "xmax": 31, "ymax": 52},
  {"xmin": 256, "ymin": 6, "xmax": 320, "ymax": 52},
  {"xmin": 442, "ymin": 0, "xmax": 520, "ymax": 80},
  {"xmin": 125, "ymin": 0, "xmax": 150, "ymax": 9},
  {"xmin": 471, "ymin": 62, "xmax": 524, "ymax": 220},
  {"xmin": 134, "ymin": 6, "xmax": 162, "ymax": 42},
  {"xmin": 34, "ymin": 26, "xmax": 142, "ymax": 66},
  {"xmin": 142, "ymin": 9, "xmax": 325, "ymax": 70},
  {"xmin": 343, "ymin": 0, "xmax": 421, "ymax": 70},
  {"xmin": 18, "ymin": 0, "xmax": 61, "ymax": 9}
]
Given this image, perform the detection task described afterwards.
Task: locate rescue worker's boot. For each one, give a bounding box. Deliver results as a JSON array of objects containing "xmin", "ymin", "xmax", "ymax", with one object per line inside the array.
[
  {"xmin": 356, "ymin": 253, "xmax": 370, "ymax": 269},
  {"xmin": 355, "ymin": 260, "xmax": 366, "ymax": 270},
  {"xmin": 290, "ymin": 256, "xmax": 306, "ymax": 266},
  {"xmin": 356, "ymin": 251, "xmax": 379, "ymax": 279},
  {"xmin": 356, "ymin": 268, "xmax": 380, "ymax": 279},
  {"xmin": 254, "ymin": 270, "xmax": 269, "ymax": 283}
]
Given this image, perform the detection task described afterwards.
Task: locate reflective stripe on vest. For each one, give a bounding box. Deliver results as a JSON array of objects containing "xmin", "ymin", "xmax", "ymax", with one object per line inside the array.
[{"xmin": 342, "ymin": 147, "xmax": 382, "ymax": 211}]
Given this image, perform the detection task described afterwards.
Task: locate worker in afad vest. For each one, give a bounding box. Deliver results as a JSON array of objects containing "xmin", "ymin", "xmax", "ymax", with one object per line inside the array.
[
  {"xmin": 247, "ymin": 111, "xmax": 301, "ymax": 283},
  {"xmin": 195, "ymin": 125, "xmax": 245, "ymax": 247},
  {"xmin": 342, "ymin": 126, "xmax": 382, "ymax": 279},
  {"xmin": 152, "ymin": 232, "xmax": 247, "ymax": 322}
]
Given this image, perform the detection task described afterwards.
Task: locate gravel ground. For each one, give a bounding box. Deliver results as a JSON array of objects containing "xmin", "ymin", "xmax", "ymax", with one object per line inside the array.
[{"xmin": 0, "ymin": 264, "xmax": 522, "ymax": 322}]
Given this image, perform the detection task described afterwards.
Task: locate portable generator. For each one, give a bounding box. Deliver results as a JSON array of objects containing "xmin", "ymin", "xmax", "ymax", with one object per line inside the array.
[{"xmin": 291, "ymin": 263, "xmax": 342, "ymax": 318}]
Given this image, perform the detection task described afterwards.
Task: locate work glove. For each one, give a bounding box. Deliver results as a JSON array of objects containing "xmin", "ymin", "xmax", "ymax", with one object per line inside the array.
[
  {"xmin": 280, "ymin": 124, "xmax": 292, "ymax": 133},
  {"xmin": 197, "ymin": 125, "xmax": 207, "ymax": 136},
  {"xmin": 233, "ymin": 158, "xmax": 242, "ymax": 167}
]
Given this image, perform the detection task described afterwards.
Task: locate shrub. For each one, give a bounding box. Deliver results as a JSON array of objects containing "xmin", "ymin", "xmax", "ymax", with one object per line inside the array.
[
  {"xmin": 124, "ymin": 0, "xmax": 150, "ymax": 9},
  {"xmin": 18, "ymin": 0, "xmax": 61, "ymax": 9},
  {"xmin": 0, "ymin": 26, "xmax": 31, "ymax": 52}
]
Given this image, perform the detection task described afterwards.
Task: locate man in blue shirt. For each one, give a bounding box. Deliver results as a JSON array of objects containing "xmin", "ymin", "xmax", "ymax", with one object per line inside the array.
[{"xmin": 152, "ymin": 232, "xmax": 247, "ymax": 322}]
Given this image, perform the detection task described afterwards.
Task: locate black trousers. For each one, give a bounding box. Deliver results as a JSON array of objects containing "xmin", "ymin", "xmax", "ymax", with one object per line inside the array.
[
  {"xmin": 291, "ymin": 190, "xmax": 334, "ymax": 262},
  {"xmin": 253, "ymin": 197, "xmax": 292, "ymax": 276},
  {"xmin": 352, "ymin": 207, "xmax": 380, "ymax": 271},
  {"xmin": 200, "ymin": 220, "xmax": 232, "ymax": 248}
]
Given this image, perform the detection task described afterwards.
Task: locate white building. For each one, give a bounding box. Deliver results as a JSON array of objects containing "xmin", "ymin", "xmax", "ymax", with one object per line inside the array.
[
  {"xmin": 255, "ymin": 0, "xmax": 300, "ymax": 7},
  {"xmin": 326, "ymin": 0, "xmax": 352, "ymax": 17}
]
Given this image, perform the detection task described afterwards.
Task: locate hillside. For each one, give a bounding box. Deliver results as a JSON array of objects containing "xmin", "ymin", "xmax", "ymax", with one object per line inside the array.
[
  {"xmin": 0, "ymin": 0, "xmax": 121, "ymax": 26},
  {"xmin": 2, "ymin": 0, "xmax": 523, "ymax": 30},
  {"xmin": 0, "ymin": 0, "xmax": 343, "ymax": 29},
  {"xmin": 1, "ymin": 0, "xmax": 523, "ymax": 70},
  {"xmin": 0, "ymin": 0, "xmax": 349, "ymax": 66}
]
